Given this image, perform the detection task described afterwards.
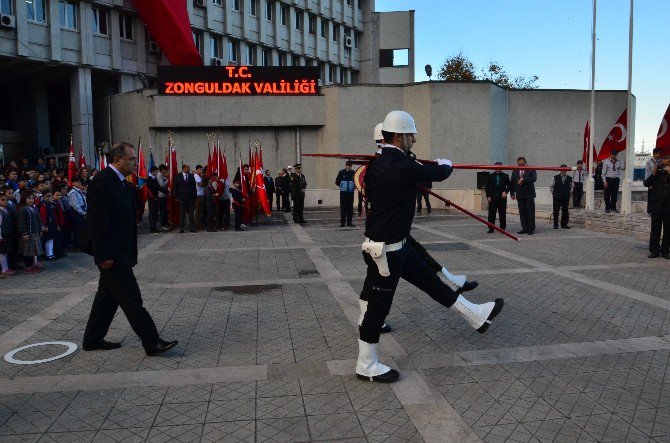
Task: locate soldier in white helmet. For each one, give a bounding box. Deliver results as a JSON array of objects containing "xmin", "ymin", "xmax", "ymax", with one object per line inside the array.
[{"xmin": 356, "ymin": 110, "xmax": 504, "ymax": 383}]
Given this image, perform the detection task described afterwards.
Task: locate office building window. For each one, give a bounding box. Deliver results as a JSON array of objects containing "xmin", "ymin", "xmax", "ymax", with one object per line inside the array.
[
  {"xmin": 245, "ymin": 44, "xmax": 256, "ymax": 65},
  {"xmin": 292, "ymin": 55, "xmax": 301, "ymax": 66},
  {"xmin": 92, "ymin": 7, "xmax": 109, "ymax": 35},
  {"xmin": 59, "ymin": 1, "xmax": 76, "ymax": 29},
  {"xmin": 213, "ymin": 0, "xmax": 222, "ymax": 5},
  {"xmin": 329, "ymin": 65, "xmax": 337, "ymax": 83},
  {"xmin": 209, "ymin": 35, "xmax": 222, "ymax": 59},
  {"xmin": 192, "ymin": 31, "xmax": 202, "ymax": 54},
  {"xmin": 308, "ymin": 14, "xmax": 316, "ymax": 35},
  {"xmin": 357, "ymin": 0, "xmax": 363, "ymax": 10},
  {"xmin": 346, "ymin": 0, "xmax": 352, "ymax": 5},
  {"xmin": 332, "ymin": 24, "xmax": 339, "ymax": 42},
  {"xmin": 294, "ymin": 9, "xmax": 303, "ymax": 30},
  {"xmin": 265, "ymin": 0, "xmax": 273, "ymax": 21},
  {"xmin": 262, "ymin": 48, "xmax": 270, "ymax": 66},
  {"xmin": 277, "ymin": 51, "xmax": 286, "ymax": 66},
  {"xmin": 232, "ymin": 0, "xmax": 240, "ymax": 11},
  {"xmin": 1, "ymin": 0, "xmax": 12, "ymax": 14},
  {"xmin": 354, "ymin": 31, "xmax": 361, "ymax": 49},
  {"xmin": 119, "ymin": 13, "xmax": 134, "ymax": 40},
  {"xmin": 280, "ymin": 5, "xmax": 288, "ymax": 26},
  {"xmin": 320, "ymin": 19, "xmax": 327, "ymax": 38},
  {"xmin": 249, "ymin": 0, "xmax": 256, "ymax": 17},
  {"xmin": 305, "ymin": 58, "xmax": 314, "ymax": 67},
  {"xmin": 340, "ymin": 68, "xmax": 346, "ymax": 84},
  {"xmin": 228, "ymin": 39, "xmax": 239, "ymax": 62},
  {"xmin": 27, "ymin": 0, "xmax": 46, "ymax": 22}
]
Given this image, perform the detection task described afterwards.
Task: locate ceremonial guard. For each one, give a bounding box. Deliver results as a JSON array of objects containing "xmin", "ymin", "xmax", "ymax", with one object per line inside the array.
[
  {"xmin": 643, "ymin": 151, "xmax": 670, "ymax": 258},
  {"xmin": 602, "ymin": 150, "xmax": 624, "ymax": 213},
  {"xmin": 289, "ymin": 164, "xmax": 307, "ymax": 224},
  {"xmin": 356, "ymin": 111, "xmax": 503, "ymax": 383},
  {"xmin": 484, "ymin": 162, "xmax": 510, "ymax": 233},
  {"xmin": 335, "ymin": 161, "xmax": 356, "ymax": 227},
  {"xmin": 572, "ymin": 160, "xmax": 585, "ymax": 208},
  {"xmin": 550, "ymin": 164, "xmax": 572, "ymax": 229}
]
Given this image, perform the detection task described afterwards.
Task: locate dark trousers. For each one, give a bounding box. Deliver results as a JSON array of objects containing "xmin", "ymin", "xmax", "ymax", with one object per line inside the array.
[
  {"xmin": 292, "ymin": 194, "xmax": 305, "ymax": 222},
  {"xmin": 488, "ymin": 197, "xmax": 507, "ymax": 229},
  {"xmin": 218, "ymin": 199, "xmax": 231, "ymax": 228},
  {"xmin": 573, "ymin": 182, "xmax": 584, "ymax": 208},
  {"xmin": 205, "ymin": 200, "xmax": 216, "ymax": 230},
  {"xmin": 234, "ymin": 204, "xmax": 243, "ymax": 230},
  {"xmin": 275, "ymin": 193, "xmax": 282, "ymax": 212},
  {"xmin": 517, "ymin": 198, "xmax": 535, "ymax": 231},
  {"xmin": 340, "ymin": 192, "xmax": 354, "ymax": 225},
  {"xmin": 553, "ymin": 197, "xmax": 570, "ymax": 227},
  {"xmin": 282, "ymin": 192, "xmax": 291, "ymax": 212},
  {"xmin": 267, "ymin": 193, "xmax": 273, "ymax": 212},
  {"xmin": 357, "ymin": 192, "xmax": 368, "ymax": 216},
  {"xmin": 407, "ymin": 235, "xmax": 441, "ymax": 273},
  {"xmin": 179, "ymin": 199, "xmax": 195, "ymax": 231},
  {"xmin": 194, "ymin": 196, "xmax": 204, "ymax": 230},
  {"xmin": 359, "ymin": 244, "xmax": 458, "ymax": 344},
  {"xmin": 158, "ymin": 197, "xmax": 168, "ymax": 227},
  {"xmin": 53, "ymin": 230, "xmax": 64, "ymax": 257},
  {"xmin": 416, "ymin": 190, "xmax": 431, "ymax": 212},
  {"xmin": 148, "ymin": 199, "xmax": 159, "ymax": 231},
  {"xmin": 70, "ymin": 212, "xmax": 85, "ymax": 248},
  {"xmin": 83, "ymin": 266, "xmax": 159, "ymax": 350},
  {"xmin": 604, "ymin": 178, "xmax": 620, "ymax": 211},
  {"xmin": 649, "ymin": 212, "xmax": 670, "ymax": 254}
]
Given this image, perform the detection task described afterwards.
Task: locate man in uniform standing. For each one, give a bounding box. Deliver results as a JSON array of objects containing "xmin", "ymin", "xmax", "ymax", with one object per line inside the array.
[
  {"xmin": 602, "ymin": 150, "xmax": 624, "ymax": 213},
  {"xmin": 484, "ymin": 162, "xmax": 510, "ymax": 233},
  {"xmin": 644, "ymin": 152, "xmax": 670, "ymax": 258},
  {"xmin": 356, "ymin": 111, "xmax": 503, "ymax": 383},
  {"xmin": 289, "ymin": 164, "xmax": 307, "ymax": 224},
  {"xmin": 572, "ymin": 160, "xmax": 585, "ymax": 208},
  {"xmin": 550, "ymin": 164, "xmax": 573, "ymax": 229},
  {"xmin": 510, "ymin": 157, "xmax": 537, "ymax": 235},
  {"xmin": 336, "ymin": 161, "xmax": 356, "ymax": 227}
]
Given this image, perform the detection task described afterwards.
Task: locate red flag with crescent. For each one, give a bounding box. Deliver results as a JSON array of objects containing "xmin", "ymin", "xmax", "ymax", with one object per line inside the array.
[
  {"xmin": 582, "ymin": 121, "xmax": 597, "ymax": 172},
  {"xmin": 656, "ymin": 103, "xmax": 670, "ymax": 156},
  {"xmin": 218, "ymin": 142, "xmax": 228, "ymax": 180},
  {"xmin": 67, "ymin": 138, "xmax": 77, "ymax": 187},
  {"xmin": 254, "ymin": 151, "xmax": 271, "ymax": 216},
  {"xmin": 597, "ymin": 109, "xmax": 627, "ymax": 161}
]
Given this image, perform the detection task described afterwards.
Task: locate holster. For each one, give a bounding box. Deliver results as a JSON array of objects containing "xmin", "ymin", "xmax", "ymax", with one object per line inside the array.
[{"xmin": 362, "ymin": 239, "xmax": 390, "ymax": 277}]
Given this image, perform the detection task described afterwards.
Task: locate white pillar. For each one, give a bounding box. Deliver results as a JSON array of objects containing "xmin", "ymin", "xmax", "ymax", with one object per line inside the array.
[
  {"xmin": 70, "ymin": 67, "xmax": 95, "ymax": 162},
  {"xmin": 585, "ymin": 0, "xmax": 597, "ymax": 211},
  {"xmin": 621, "ymin": 0, "xmax": 635, "ymax": 214}
]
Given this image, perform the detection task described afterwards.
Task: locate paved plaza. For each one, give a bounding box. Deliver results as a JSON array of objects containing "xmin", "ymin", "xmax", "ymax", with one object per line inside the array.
[{"xmin": 0, "ymin": 207, "xmax": 669, "ymax": 442}]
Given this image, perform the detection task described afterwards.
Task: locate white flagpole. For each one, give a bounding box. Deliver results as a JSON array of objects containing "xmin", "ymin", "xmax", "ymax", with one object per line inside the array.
[
  {"xmin": 621, "ymin": 0, "xmax": 635, "ymax": 214},
  {"xmin": 586, "ymin": 0, "xmax": 597, "ymax": 211}
]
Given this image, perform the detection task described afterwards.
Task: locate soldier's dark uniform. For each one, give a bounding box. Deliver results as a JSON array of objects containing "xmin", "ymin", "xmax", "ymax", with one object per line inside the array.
[{"xmin": 289, "ymin": 165, "xmax": 307, "ymax": 223}]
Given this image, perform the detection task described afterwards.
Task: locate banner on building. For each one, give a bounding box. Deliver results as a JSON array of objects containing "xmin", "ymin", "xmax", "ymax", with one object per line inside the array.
[{"xmin": 158, "ymin": 66, "xmax": 320, "ymax": 96}]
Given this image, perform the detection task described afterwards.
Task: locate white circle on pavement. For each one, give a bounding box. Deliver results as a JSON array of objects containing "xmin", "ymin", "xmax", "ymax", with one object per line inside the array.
[{"xmin": 4, "ymin": 341, "xmax": 78, "ymax": 365}]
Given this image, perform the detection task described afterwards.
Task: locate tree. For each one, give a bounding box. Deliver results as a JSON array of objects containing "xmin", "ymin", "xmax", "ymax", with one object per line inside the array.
[
  {"xmin": 437, "ymin": 52, "xmax": 539, "ymax": 89},
  {"xmin": 437, "ymin": 51, "xmax": 476, "ymax": 82}
]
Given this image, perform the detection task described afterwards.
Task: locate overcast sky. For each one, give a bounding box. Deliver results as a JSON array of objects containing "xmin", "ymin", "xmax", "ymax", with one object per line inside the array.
[{"xmin": 376, "ymin": 0, "xmax": 669, "ymax": 153}]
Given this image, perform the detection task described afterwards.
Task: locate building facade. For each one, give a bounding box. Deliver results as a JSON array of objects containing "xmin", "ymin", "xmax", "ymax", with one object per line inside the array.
[{"xmin": 0, "ymin": 0, "xmax": 415, "ymax": 162}]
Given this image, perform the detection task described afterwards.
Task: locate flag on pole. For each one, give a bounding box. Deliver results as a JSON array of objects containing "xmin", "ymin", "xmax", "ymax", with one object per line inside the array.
[
  {"xmin": 211, "ymin": 140, "xmax": 219, "ymax": 176},
  {"xmin": 78, "ymin": 146, "xmax": 87, "ymax": 169},
  {"xmin": 148, "ymin": 146, "xmax": 155, "ymax": 172},
  {"xmin": 582, "ymin": 121, "xmax": 597, "ymax": 172},
  {"xmin": 206, "ymin": 140, "xmax": 212, "ymax": 175},
  {"xmin": 656, "ymin": 103, "xmax": 670, "ymax": 157},
  {"xmin": 254, "ymin": 150, "xmax": 271, "ymax": 216},
  {"xmin": 67, "ymin": 136, "xmax": 77, "ymax": 187},
  {"xmin": 220, "ymin": 146, "xmax": 228, "ymax": 180},
  {"xmin": 98, "ymin": 147, "xmax": 107, "ymax": 170},
  {"xmin": 597, "ymin": 109, "xmax": 628, "ymax": 161},
  {"xmin": 137, "ymin": 143, "xmax": 149, "ymax": 202}
]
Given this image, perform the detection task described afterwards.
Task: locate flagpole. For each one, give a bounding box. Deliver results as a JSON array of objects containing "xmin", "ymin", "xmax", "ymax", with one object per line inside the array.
[
  {"xmin": 585, "ymin": 0, "xmax": 597, "ymax": 211},
  {"xmin": 621, "ymin": 0, "xmax": 635, "ymax": 214}
]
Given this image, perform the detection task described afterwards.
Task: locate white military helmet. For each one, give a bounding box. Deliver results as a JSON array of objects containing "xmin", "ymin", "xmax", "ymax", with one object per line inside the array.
[
  {"xmin": 373, "ymin": 123, "xmax": 384, "ymax": 142},
  {"xmin": 382, "ymin": 110, "xmax": 418, "ymax": 135}
]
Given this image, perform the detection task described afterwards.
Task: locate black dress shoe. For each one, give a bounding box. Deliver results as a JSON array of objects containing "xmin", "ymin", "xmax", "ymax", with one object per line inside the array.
[
  {"xmin": 83, "ymin": 340, "xmax": 122, "ymax": 351},
  {"xmin": 340, "ymin": 223, "xmax": 345, "ymax": 227},
  {"xmin": 356, "ymin": 368, "xmax": 400, "ymax": 383},
  {"xmin": 487, "ymin": 229, "xmax": 494, "ymax": 233},
  {"xmin": 347, "ymin": 223, "xmax": 356, "ymax": 227},
  {"xmin": 648, "ymin": 252, "xmax": 660, "ymax": 259},
  {"xmin": 553, "ymin": 226, "xmax": 558, "ymax": 229},
  {"xmin": 380, "ymin": 324, "xmax": 393, "ymax": 334},
  {"xmin": 179, "ymin": 230, "xmax": 185, "ymax": 233},
  {"xmin": 517, "ymin": 229, "xmax": 528, "ymax": 234},
  {"xmin": 562, "ymin": 226, "xmax": 571, "ymax": 229},
  {"xmin": 527, "ymin": 230, "xmax": 535, "ymax": 235},
  {"xmin": 190, "ymin": 229, "xmax": 196, "ymax": 233},
  {"xmin": 145, "ymin": 339, "xmax": 179, "ymax": 356},
  {"xmin": 458, "ymin": 281, "xmax": 479, "ymax": 294},
  {"xmin": 662, "ymin": 253, "xmax": 670, "ymax": 259},
  {"xmin": 605, "ymin": 209, "xmax": 611, "ymax": 213}
]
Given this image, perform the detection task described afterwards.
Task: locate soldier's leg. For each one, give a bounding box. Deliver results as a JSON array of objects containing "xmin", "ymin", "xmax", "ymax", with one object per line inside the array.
[{"xmin": 407, "ymin": 235, "xmax": 478, "ymax": 293}]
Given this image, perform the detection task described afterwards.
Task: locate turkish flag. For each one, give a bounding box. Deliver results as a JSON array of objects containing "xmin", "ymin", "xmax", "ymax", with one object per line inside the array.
[
  {"xmin": 656, "ymin": 103, "xmax": 670, "ymax": 156},
  {"xmin": 582, "ymin": 121, "xmax": 597, "ymax": 172},
  {"xmin": 67, "ymin": 138, "xmax": 77, "ymax": 187},
  {"xmin": 254, "ymin": 151, "xmax": 271, "ymax": 216},
  {"xmin": 78, "ymin": 146, "xmax": 87, "ymax": 169},
  {"xmin": 597, "ymin": 109, "xmax": 628, "ymax": 161},
  {"xmin": 131, "ymin": 0, "xmax": 201, "ymax": 66},
  {"xmin": 218, "ymin": 142, "xmax": 228, "ymax": 180}
]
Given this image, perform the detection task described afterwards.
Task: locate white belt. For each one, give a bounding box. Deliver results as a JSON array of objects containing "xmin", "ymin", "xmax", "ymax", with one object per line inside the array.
[{"xmin": 364, "ymin": 237, "xmax": 406, "ymax": 252}]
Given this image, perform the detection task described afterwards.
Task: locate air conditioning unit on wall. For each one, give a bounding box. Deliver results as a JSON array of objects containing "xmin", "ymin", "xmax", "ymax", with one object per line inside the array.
[
  {"xmin": 0, "ymin": 14, "xmax": 16, "ymax": 29},
  {"xmin": 148, "ymin": 41, "xmax": 160, "ymax": 53},
  {"xmin": 210, "ymin": 57, "xmax": 224, "ymax": 66},
  {"xmin": 344, "ymin": 36, "xmax": 353, "ymax": 48},
  {"xmin": 193, "ymin": 0, "xmax": 206, "ymax": 7}
]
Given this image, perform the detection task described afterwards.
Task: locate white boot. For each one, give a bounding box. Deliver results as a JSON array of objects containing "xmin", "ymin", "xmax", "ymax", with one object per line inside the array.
[
  {"xmin": 441, "ymin": 267, "xmax": 466, "ymax": 291},
  {"xmin": 356, "ymin": 339, "xmax": 399, "ymax": 382},
  {"xmin": 452, "ymin": 295, "xmax": 504, "ymax": 334}
]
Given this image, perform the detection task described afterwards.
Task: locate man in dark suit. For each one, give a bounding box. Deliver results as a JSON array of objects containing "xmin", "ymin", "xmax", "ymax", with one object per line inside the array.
[
  {"xmin": 173, "ymin": 164, "xmax": 197, "ymax": 233},
  {"xmin": 484, "ymin": 162, "xmax": 510, "ymax": 233},
  {"xmin": 83, "ymin": 142, "xmax": 178, "ymax": 355},
  {"xmin": 550, "ymin": 165, "xmax": 573, "ymax": 229},
  {"xmin": 510, "ymin": 156, "xmax": 537, "ymax": 235},
  {"xmin": 644, "ymin": 152, "xmax": 670, "ymax": 259}
]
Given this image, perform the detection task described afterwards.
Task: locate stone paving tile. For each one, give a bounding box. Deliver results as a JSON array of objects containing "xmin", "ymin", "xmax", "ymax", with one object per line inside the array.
[
  {"xmin": 146, "ymin": 424, "xmax": 203, "ymax": 442},
  {"xmin": 256, "ymin": 416, "xmax": 310, "ymax": 442},
  {"xmin": 201, "ymin": 420, "xmax": 255, "ymax": 442},
  {"xmin": 92, "ymin": 427, "xmax": 149, "ymax": 442},
  {"xmin": 307, "ymin": 412, "xmax": 365, "ymax": 440},
  {"xmin": 580, "ymin": 266, "xmax": 670, "ymax": 302},
  {"xmin": 153, "ymin": 402, "xmax": 208, "ymax": 426}
]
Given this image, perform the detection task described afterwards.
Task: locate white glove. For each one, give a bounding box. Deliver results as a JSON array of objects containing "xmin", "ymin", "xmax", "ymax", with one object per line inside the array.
[{"xmin": 435, "ymin": 159, "xmax": 452, "ymax": 167}]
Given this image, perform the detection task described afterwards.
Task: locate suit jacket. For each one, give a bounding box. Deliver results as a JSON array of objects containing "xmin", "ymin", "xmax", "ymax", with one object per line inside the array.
[
  {"xmin": 146, "ymin": 175, "xmax": 161, "ymax": 200},
  {"xmin": 86, "ymin": 166, "xmax": 138, "ymax": 267},
  {"xmin": 551, "ymin": 174, "xmax": 573, "ymax": 200},
  {"xmin": 174, "ymin": 172, "xmax": 197, "ymax": 203},
  {"xmin": 643, "ymin": 170, "xmax": 670, "ymax": 214},
  {"xmin": 264, "ymin": 176, "xmax": 275, "ymax": 194},
  {"xmin": 485, "ymin": 172, "xmax": 511, "ymax": 199},
  {"xmin": 510, "ymin": 169, "xmax": 537, "ymax": 199}
]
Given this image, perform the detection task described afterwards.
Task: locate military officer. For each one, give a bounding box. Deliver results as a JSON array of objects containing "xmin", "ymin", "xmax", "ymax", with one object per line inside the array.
[{"xmin": 289, "ymin": 164, "xmax": 307, "ymax": 224}]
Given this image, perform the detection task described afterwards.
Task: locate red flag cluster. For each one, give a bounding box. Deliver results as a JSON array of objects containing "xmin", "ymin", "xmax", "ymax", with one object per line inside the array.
[{"xmin": 656, "ymin": 103, "xmax": 670, "ymax": 157}]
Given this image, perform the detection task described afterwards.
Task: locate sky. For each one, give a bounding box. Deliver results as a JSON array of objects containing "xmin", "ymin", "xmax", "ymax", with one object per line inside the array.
[{"xmin": 376, "ymin": 0, "xmax": 669, "ymax": 153}]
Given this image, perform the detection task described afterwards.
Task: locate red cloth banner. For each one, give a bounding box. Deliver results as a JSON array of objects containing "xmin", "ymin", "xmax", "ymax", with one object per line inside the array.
[
  {"xmin": 254, "ymin": 151, "xmax": 271, "ymax": 216},
  {"xmin": 131, "ymin": 0, "xmax": 202, "ymax": 66},
  {"xmin": 656, "ymin": 103, "xmax": 670, "ymax": 157},
  {"xmin": 597, "ymin": 109, "xmax": 628, "ymax": 161},
  {"xmin": 67, "ymin": 138, "xmax": 77, "ymax": 187}
]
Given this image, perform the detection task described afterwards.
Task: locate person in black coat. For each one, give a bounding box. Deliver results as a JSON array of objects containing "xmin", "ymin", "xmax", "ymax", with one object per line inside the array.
[
  {"xmin": 146, "ymin": 166, "xmax": 161, "ymax": 233},
  {"xmin": 550, "ymin": 165, "xmax": 573, "ymax": 229},
  {"xmin": 510, "ymin": 156, "xmax": 537, "ymax": 235},
  {"xmin": 484, "ymin": 163, "xmax": 511, "ymax": 233},
  {"xmin": 335, "ymin": 161, "xmax": 356, "ymax": 227},
  {"xmin": 83, "ymin": 142, "xmax": 177, "ymax": 355},
  {"xmin": 173, "ymin": 164, "xmax": 197, "ymax": 233},
  {"xmin": 643, "ymin": 153, "xmax": 670, "ymax": 259},
  {"xmin": 264, "ymin": 170, "xmax": 275, "ymax": 212}
]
